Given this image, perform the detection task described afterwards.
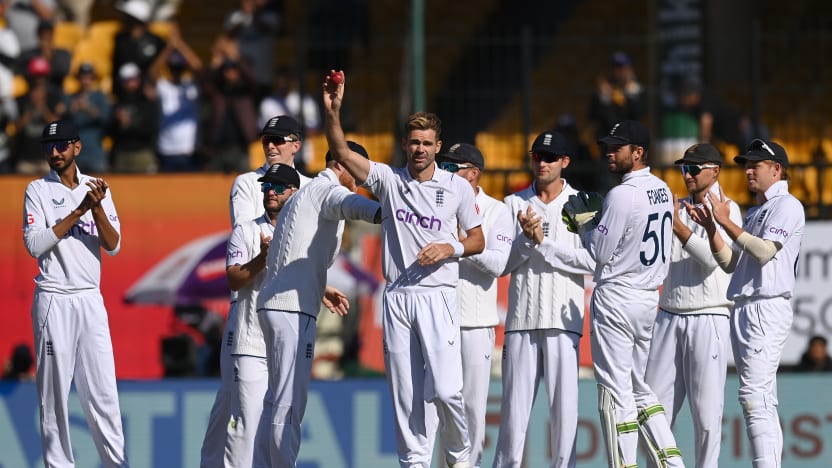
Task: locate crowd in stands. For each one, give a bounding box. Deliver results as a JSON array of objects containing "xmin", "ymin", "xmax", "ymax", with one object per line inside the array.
[{"xmin": 0, "ymin": 0, "xmax": 319, "ymax": 176}]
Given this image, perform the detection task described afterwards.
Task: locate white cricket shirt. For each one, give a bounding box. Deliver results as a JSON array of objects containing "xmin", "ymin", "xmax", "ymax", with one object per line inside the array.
[
  {"xmin": 257, "ymin": 169, "xmax": 380, "ymax": 317},
  {"xmin": 588, "ymin": 167, "xmax": 674, "ymax": 290},
  {"xmin": 727, "ymin": 180, "xmax": 804, "ymax": 300},
  {"xmin": 23, "ymin": 167, "xmax": 121, "ymax": 293},
  {"xmin": 362, "ymin": 161, "xmax": 482, "ymax": 290},
  {"xmin": 226, "ymin": 213, "xmax": 274, "ymax": 357},
  {"xmin": 457, "ymin": 188, "xmax": 513, "ymax": 328},
  {"xmin": 659, "ymin": 182, "xmax": 741, "ymax": 315},
  {"xmin": 503, "ymin": 181, "xmax": 595, "ymax": 333},
  {"xmin": 229, "ymin": 162, "xmax": 311, "ymax": 227}
]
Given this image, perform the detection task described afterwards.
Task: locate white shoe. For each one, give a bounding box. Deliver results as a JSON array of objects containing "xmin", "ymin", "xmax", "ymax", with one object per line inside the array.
[{"xmin": 449, "ymin": 462, "xmax": 472, "ymax": 468}]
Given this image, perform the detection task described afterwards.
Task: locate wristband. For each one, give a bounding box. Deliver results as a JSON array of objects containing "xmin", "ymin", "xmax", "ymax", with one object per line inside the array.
[{"xmin": 450, "ymin": 241, "xmax": 465, "ymax": 258}]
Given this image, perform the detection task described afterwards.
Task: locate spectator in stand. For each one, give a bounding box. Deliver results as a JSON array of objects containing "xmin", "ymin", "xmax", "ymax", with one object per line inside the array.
[
  {"xmin": 588, "ymin": 51, "xmax": 646, "ymax": 142},
  {"xmin": 111, "ymin": 0, "xmax": 166, "ymax": 99},
  {"xmin": 108, "ymin": 62, "xmax": 159, "ymax": 173},
  {"xmin": 65, "ymin": 62, "xmax": 109, "ymax": 173},
  {"xmin": 223, "ymin": 0, "xmax": 280, "ymax": 102},
  {"xmin": 55, "ymin": 0, "xmax": 93, "ymax": 27},
  {"xmin": 204, "ymin": 31, "xmax": 258, "ymax": 173},
  {"xmin": 259, "ymin": 67, "xmax": 321, "ymax": 174},
  {"xmin": 14, "ymin": 56, "xmax": 65, "ymax": 175},
  {"xmin": 148, "ymin": 22, "xmax": 203, "ymax": 172},
  {"xmin": 6, "ymin": 0, "xmax": 56, "ymax": 52},
  {"xmin": 2, "ymin": 343, "xmax": 34, "ymax": 381},
  {"xmin": 0, "ymin": 0, "xmax": 20, "ymax": 174},
  {"xmin": 794, "ymin": 335, "xmax": 832, "ymax": 372},
  {"xmin": 18, "ymin": 20, "xmax": 70, "ymax": 91},
  {"xmin": 676, "ymin": 76, "xmax": 759, "ymax": 152}
]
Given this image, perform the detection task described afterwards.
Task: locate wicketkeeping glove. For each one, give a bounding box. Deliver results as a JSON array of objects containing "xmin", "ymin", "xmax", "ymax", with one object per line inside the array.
[{"xmin": 562, "ymin": 191, "xmax": 604, "ymax": 236}]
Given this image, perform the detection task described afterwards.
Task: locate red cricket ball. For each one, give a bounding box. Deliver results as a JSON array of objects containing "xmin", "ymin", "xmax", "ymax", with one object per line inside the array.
[{"xmin": 330, "ymin": 71, "xmax": 344, "ymax": 85}]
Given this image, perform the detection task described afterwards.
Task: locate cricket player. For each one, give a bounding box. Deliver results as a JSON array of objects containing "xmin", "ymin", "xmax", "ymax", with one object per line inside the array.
[
  {"xmin": 493, "ymin": 131, "xmax": 596, "ymax": 468},
  {"xmin": 645, "ymin": 143, "xmax": 741, "ymax": 468},
  {"xmin": 565, "ymin": 120, "xmax": 684, "ymax": 467},
  {"xmin": 426, "ymin": 143, "xmax": 513, "ymax": 467},
  {"xmin": 223, "ymin": 163, "xmax": 300, "ymax": 467},
  {"xmin": 23, "ymin": 119, "xmax": 129, "ymax": 467},
  {"xmin": 202, "ymin": 115, "xmax": 312, "ymax": 466},
  {"xmin": 324, "ymin": 71, "xmax": 484, "ymax": 468},
  {"xmin": 229, "ymin": 115, "xmax": 313, "ymax": 226},
  {"xmin": 687, "ymin": 139, "xmax": 804, "ymax": 468},
  {"xmin": 253, "ymin": 141, "xmax": 381, "ymax": 467}
]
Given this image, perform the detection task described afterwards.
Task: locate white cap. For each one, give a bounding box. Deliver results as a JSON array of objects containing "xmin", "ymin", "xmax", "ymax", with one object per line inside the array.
[
  {"xmin": 118, "ymin": 0, "xmax": 152, "ymax": 23},
  {"xmin": 119, "ymin": 62, "xmax": 141, "ymax": 81}
]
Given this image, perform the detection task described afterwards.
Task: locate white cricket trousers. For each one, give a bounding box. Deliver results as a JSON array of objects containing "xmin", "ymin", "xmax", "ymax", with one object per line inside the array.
[
  {"xmin": 253, "ymin": 310, "xmax": 316, "ymax": 468},
  {"xmin": 460, "ymin": 327, "xmax": 494, "ymax": 468},
  {"xmin": 200, "ymin": 302, "xmax": 237, "ymax": 468},
  {"xmin": 492, "ymin": 329, "xmax": 579, "ymax": 468},
  {"xmin": 32, "ymin": 289, "xmax": 128, "ymax": 468},
  {"xmin": 427, "ymin": 326, "xmax": 494, "ymax": 467},
  {"xmin": 645, "ymin": 310, "xmax": 729, "ymax": 468},
  {"xmin": 731, "ymin": 297, "xmax": 792, "ymax": 468},
  {"xmin": 383, "ymin": 288, "xmax": 472, "ymax": 468},
  {"xmin": 590, "ymin": 284, "xmax": 683, "ymax": 468},
  {"xmin": 226, "ymin": 354, "xmax": 268, "ymax": 467}
]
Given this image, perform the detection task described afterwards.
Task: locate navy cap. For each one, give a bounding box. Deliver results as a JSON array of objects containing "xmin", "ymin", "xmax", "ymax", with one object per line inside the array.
[
  {"xmin": 610, "ymin": 51, "xmax": 631, "ymax": 66},
  {"xmin": 674, "ymin": 143, "xmax": 722, "ymax": 165},
  {"xmin": 734, "ymin": 139, "xmax": 789, "ymax": 168},
  {"xmin": 260, "ymin": 115, "xmax": 303, "ymax": 141},
  {"xmin": 598, "ymin": 120, "xmax": 650, "ymax": 150},
  {"xmin": 325, "ymin": 140, "xmax": 370, "ymax": 163},
  {"xmin": 257, "ymin": 163, "xmax": 300, "ymax": 187},
  {"xmin": 530, "ymin": 131, "xmax": 570, "ymax": 155},
  {"xmin": 41, "ymin": 120, "xmax": 79, "ymax": 142},
  {"xmin": 437, "ymin": 143, "xmax": 485, "ymax": 170}
]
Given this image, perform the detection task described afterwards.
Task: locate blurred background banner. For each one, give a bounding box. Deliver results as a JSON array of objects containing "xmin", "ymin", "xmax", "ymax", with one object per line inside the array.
[{"xmin": 1, "ymin": 376, "xmax": 830, "ymax": 467}]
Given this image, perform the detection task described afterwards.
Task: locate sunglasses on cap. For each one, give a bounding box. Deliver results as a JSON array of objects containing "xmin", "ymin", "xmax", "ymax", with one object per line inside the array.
[
  {"xmin": 438, "ymin": 161, "xmax": 475, "ymax": 173},
  {"xmin": 748, "ymin": 139, "xmax": 776, "ymax": 156},
  {"xmin": 531, "ymin": 152, "xmax": 564, "ymax": 163},
  {"xmin": 261, "ymin": 135, "xmax": 299, "ymax": 146},
  {"xmin": 43, "ymin": 140, "xmax": 78, "ymax": 154},
  {"xmin": 260, "ymin": 182, "xmax": 292, "ymax": 195},
  {"xmin": 680, "ymin": 164, "xmax": 719, "ymax": 177}
]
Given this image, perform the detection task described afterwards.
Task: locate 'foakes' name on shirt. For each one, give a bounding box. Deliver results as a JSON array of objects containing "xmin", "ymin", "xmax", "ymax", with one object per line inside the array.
[
  {"xmin": 363, "ymin": 162, "xmax": 482, "ymax": 290},
  {"xmin": 588, "ymin": 167, "xmax": 674, "ymax": 290}
]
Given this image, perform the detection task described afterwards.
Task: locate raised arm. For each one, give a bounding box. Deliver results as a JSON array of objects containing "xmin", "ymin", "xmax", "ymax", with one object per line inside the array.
[{"xmin": 323, "ymin": 71, "xmax": 370, "ymax": 183}]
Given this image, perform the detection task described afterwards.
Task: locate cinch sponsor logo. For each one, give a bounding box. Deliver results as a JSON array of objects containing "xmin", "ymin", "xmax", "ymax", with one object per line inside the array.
[
  {"xmin": 228, "ymin": 249, "xmax": 244, "ymax": 259},
  {"xmin": 109, "ymin": 214, "xmax": 119, "ymax": 222},
  {"xmin": 66, "ymin": 220, "xmax": 96, "ymax": 238},
  {"xmin": 597, "ymin": 224, "xmax": 609, "ymax": 235},
  {"xmin": 496, "ymin": 234, "xmax": 513, "ymax": 244},
  {"xmin": 769, "ymin": 226, "xmax": 788, "ymax": 237},
  {"xmin": 395, "ymin": 209, "xmax": 442, "ymax": 231}
]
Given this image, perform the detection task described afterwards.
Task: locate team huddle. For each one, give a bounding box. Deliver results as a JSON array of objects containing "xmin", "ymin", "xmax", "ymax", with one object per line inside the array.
[{"xmin": 22, "ymin": 70, "xmax": 804, "ymax": 468}]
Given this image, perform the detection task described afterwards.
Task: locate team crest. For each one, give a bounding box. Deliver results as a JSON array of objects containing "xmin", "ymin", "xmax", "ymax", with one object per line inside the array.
[{"xmin": 435, "ymin": 189, "xmax": 444, "ymax": 207}]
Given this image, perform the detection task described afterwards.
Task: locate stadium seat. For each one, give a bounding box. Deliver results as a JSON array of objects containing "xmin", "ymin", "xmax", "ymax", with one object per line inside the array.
[
  {"xmin": 12, "ymin": 74, "xmax": 28, "ymax": 98},
  {"xmin": 86, "ymin": 20, "xmax": 121, "ymax": 44},
  {"xmin": 53, "ymin": 21, "xmax": 84, "ymax": 50}
]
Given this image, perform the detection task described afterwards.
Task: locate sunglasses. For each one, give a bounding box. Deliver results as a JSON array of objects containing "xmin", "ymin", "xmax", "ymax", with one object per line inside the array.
[
  {"xmin": 531, "ymin": 152, "xmax": 564, "ymax": 163},
  {"xmin": 261, "ymin": 135, "xmax": 298, "ymax": 146},
  {"xmin": 260, "ymin": 182, "xmax": 291, "ymax": 194},
  {"xmin": 680, "ymin": 164, "xmax": 719, "ymax": 177},
  {"xmin": 43, "ymin": 140, "xmax": 77, "ymax": 154},
  {"xmin": 438, "ymin": 161, "xmax": 475, "ymax": 173}
]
